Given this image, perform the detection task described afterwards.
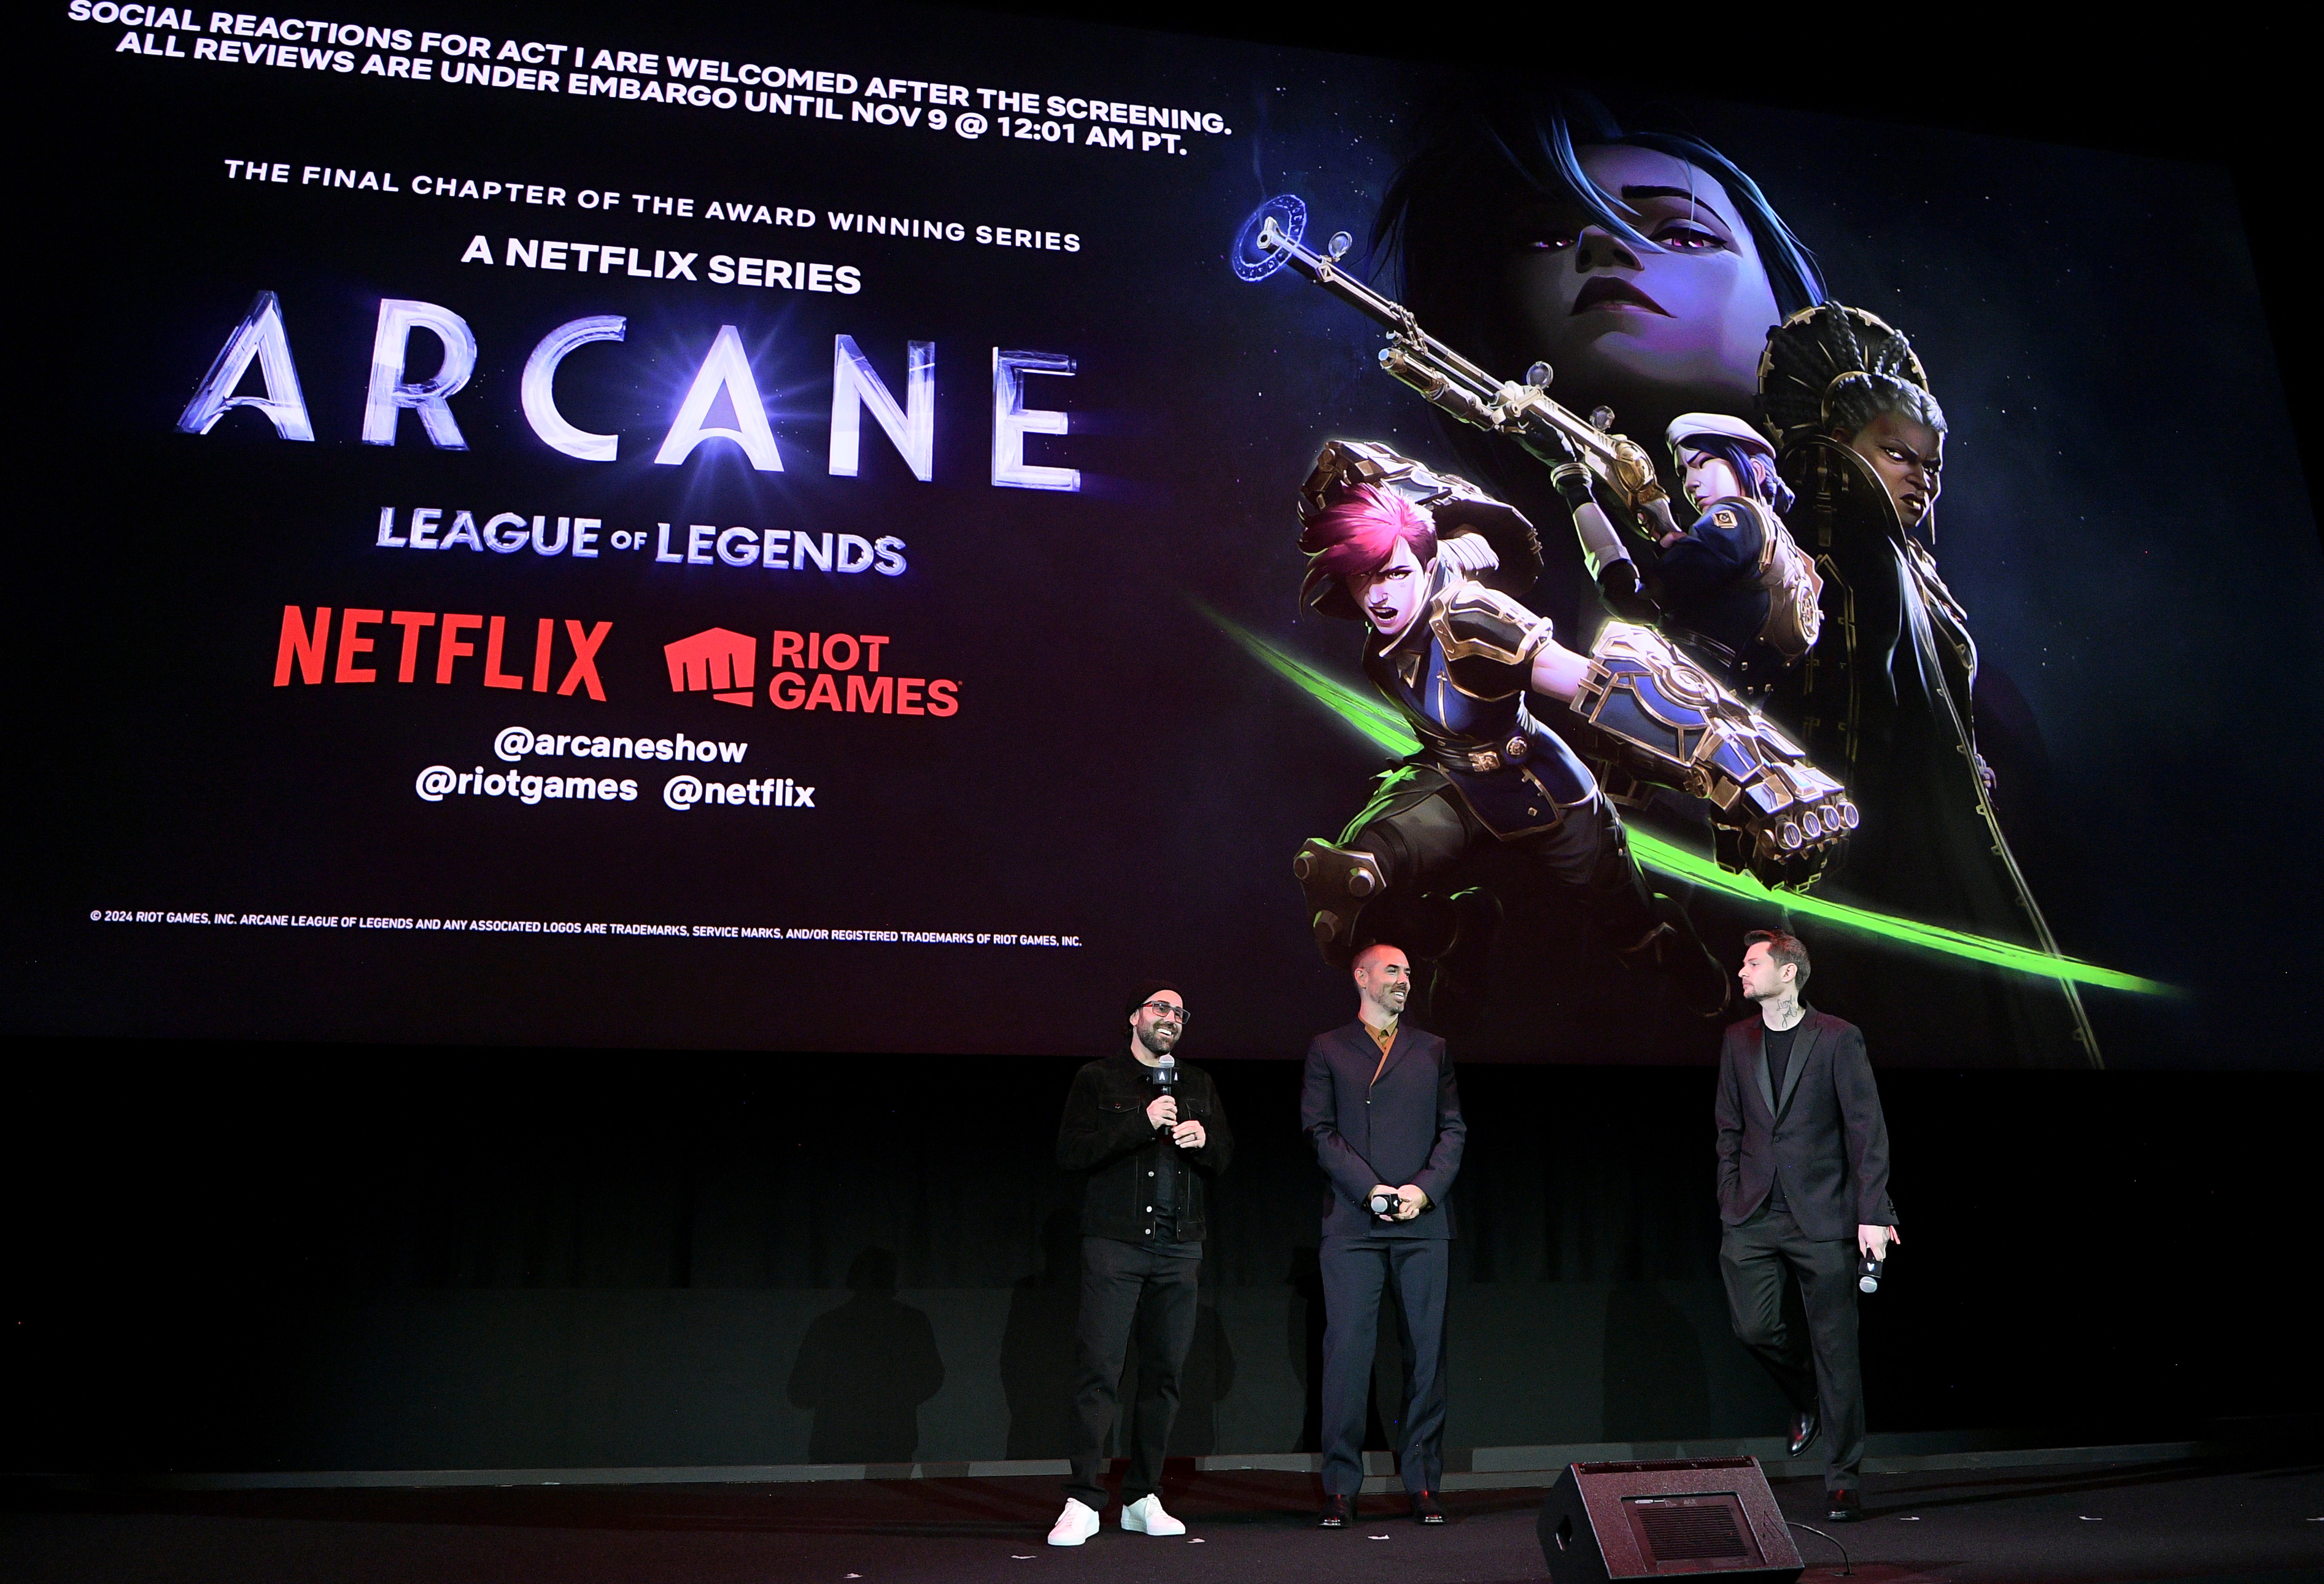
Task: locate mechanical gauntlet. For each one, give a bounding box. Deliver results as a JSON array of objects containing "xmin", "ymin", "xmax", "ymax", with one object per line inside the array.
[{"xmin": 1568, "ymin": 623, "xmax": 1857, "ymax": 887}]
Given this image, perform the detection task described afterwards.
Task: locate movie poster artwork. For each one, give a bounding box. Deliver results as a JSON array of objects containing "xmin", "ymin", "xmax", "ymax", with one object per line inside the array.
[{"xmin": 22, "ymin": 0, "xmax": 2322, "ymax": 1066}]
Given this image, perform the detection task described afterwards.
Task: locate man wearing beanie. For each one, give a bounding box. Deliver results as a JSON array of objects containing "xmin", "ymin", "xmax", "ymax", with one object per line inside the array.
[{"xmin": 1047, "ymin": 980, "xmax": 1234, "ymax": 1546}]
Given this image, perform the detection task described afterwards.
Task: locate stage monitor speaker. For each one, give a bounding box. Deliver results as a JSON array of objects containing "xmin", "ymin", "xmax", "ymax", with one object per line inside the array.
[{"xmin": 1538, "ymin": 1457, "xmax": 1802, "ymax": 1582}]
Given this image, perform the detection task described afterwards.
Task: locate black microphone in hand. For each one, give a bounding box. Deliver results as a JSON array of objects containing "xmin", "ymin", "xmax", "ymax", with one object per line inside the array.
[
  {"xmin": 1153, "ymin": 1054, "xmax": 1177, "ymax": 1134},
  {"xmin": 1857, "ymin": 1253, "xmax": 1885, "ymax": 1294}
]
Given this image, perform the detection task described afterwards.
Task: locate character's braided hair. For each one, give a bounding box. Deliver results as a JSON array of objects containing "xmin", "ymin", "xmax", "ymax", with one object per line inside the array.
[{"xmin": 1758, "ymin": 303, "xmax": 1945, "ymax": 452}]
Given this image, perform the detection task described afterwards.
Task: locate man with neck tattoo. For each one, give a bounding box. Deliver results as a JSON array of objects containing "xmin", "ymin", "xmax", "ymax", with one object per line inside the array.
[
  {"xmin": 1303, "ymin": 943, "xmax": 1467, "ymax": 1529},
  {"xmin": 1715, "ymin": 930, "xmax": 1897, "ymax": 1522}
]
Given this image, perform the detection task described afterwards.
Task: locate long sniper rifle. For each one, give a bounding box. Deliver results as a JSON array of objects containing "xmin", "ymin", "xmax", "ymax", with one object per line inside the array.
[{"xmin": 1246, "ymin": 201, "xmax": 1678, "ymax": 578}]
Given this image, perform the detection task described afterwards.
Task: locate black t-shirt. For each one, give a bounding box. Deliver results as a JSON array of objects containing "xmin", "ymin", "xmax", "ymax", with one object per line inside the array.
[
  {"xmin": 1762, "ymin": 1020, "xmax": 1802, "ymax": 1210},
  {"xmin": 1763, "ymin": 1020, "xmax": 1802, "ymax": 1095}
]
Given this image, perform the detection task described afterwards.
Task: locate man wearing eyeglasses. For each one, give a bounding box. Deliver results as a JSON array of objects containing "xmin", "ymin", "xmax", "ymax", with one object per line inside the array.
[{"xmin": 1048, "ymin": 980, "xmax": 1234, "ymax": 1547}]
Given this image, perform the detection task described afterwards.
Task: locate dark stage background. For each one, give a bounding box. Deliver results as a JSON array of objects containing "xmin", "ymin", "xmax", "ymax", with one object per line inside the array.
[
  {"xmin": 9, "ymin": 1047, "xmax": 2315, "ymax": 1473},
  {"xmin": 9, "ymin": 0, "xmax": 2323, "ymax": 1495}
]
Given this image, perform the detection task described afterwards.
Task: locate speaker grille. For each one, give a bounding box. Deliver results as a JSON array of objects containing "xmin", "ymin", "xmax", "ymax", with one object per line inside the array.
[{"xmin": 1630, "ymin": 1496, "xmax": 1751, "ymax": 1562}]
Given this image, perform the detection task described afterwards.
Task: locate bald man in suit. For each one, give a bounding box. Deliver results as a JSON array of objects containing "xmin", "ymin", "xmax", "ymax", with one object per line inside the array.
[{"xmin": 1302, "ymin": 943, "xmax": 1467, "ymax": 1528}]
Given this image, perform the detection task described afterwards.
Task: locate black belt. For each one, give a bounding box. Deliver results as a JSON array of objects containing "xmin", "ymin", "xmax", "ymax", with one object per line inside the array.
[{"xmin": 1421, "ymin": 733, "xmax": 1537, "ymax": 776}]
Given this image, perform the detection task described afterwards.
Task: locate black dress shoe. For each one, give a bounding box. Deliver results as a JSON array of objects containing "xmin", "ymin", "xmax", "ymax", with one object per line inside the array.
[
  {"xmin": 1319, "ymin": 1494, "xmax": 1353, "ymax": 1528},
  {"xmin": 1825, "ymin": 1488, "xmax": 1861, "ymax": 1522},
  {"xmin": 1412, "ymin": 1491, "xmax": 1447, "ymax": 1524},
  {"xmin": 1788, "ymin": 1407, "xmax": 1820, "ymax": 1458}
]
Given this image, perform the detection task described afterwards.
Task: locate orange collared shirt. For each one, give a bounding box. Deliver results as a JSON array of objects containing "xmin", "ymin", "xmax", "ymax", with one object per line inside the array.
[{"xmin": 1363, "ymin": 1019, "xmax": 1396, "ymax": 1084}]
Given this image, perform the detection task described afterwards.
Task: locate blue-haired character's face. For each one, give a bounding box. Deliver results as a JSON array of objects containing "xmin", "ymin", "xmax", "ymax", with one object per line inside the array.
[
  {"xmin": 1677, "ymin": 448, "xmax": 1748, "ymax": 517},
  {"xmin": 1497, "ymin": 145, "xmax": 1782, "ymax": 434}
]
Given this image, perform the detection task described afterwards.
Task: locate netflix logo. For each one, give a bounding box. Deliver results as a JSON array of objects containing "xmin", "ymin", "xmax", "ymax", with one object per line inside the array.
[{"xmin": 274, "ymin": 607, "xmax": 613, "ymax": 700}]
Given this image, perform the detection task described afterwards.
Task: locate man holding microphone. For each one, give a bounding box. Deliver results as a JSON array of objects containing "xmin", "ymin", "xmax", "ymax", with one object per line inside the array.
[
  {"xmin": 1716, "ymin": 930, "xmax": 1898, "ymax": 1522},
  {"xmin": 1303, "ymin": 943, "xmax": 1467, "ymax": 1528},
  {"xmin": 1048, "ymin": 980, "xmax": 1233, "ymax": 1546}
]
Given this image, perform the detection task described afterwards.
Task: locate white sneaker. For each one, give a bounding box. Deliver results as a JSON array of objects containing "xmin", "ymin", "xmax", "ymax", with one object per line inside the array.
[
  {"xmin": 1120, "ymin": 1493, "xmax": 1187, "ymax": 1536},
  {"xmin": 1047, "ymin": 1497, "xmax": 1101, "ymax": 1547}
]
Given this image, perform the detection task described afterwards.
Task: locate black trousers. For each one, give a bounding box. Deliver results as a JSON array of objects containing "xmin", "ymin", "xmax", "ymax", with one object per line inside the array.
[
  {"xmin": 1344, "ymin": 771, "xmax": 1659, "ymax": 952},
  {"xmin": 1719, "ymin": 1203, "xmax": 1865, "ymax": 1492},
  {"xmin": 1064, "ymin": 1235, "xmax": 1200, "ymax": 1509},
  {"xmin": 1319, "ymin": 1235, "xmax": 1450, "ymax": 1497}
]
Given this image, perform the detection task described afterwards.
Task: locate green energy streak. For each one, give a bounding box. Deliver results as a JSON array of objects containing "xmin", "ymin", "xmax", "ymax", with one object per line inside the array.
[
  {"xmin": 1201, "ymin": 603, "xmax": 2172, "ymax": 996},
  {"xmin": 1619, "ymin": 829, "xmax": 2172, "ymax": 994},
  {"xmin": 1209, "ymin": 602, "xmax": 1419, "ymax": 756}
]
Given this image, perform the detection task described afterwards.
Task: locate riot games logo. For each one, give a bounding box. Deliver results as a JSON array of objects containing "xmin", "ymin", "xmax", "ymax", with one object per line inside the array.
[
  {"xmin": 664, "ymin": 626, "xmax": 960, "ymax": 715},
  {"xmin": 664, "ymin": 627, "xmax": 757, "ymax": 705}
]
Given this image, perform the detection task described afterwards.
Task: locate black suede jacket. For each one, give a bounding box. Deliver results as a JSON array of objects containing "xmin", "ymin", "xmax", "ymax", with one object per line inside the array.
[{"xmin": 1056, "ymin": 1050, "xmax": 1233, "ymax": 1244}]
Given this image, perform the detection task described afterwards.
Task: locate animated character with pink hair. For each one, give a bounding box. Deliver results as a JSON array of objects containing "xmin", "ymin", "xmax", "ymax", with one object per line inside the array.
[
  {"xmin": 1287, "ymin": 440, "xmax": 1854, "ymax": 1027},
  {"xmin": 1288, "ymin": 443, "xmax": 1729, "ymax": 1022}
]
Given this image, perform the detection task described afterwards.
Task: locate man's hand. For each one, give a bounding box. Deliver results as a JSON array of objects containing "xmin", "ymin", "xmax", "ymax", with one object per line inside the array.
[
  {"xmin": 1394, "ymin": 1185, "xmax": 1428, "ymax": 1222},
  {"xmin": 1858, "ymin": 1224, "xmax": 1899, "ymax": 1260},
  {"xmin": 1171, "ymin": 1119, "xmax": 1207, "ymax": 1151},
  {"xmin": 1146, "ymin": 1094, "xmax": 1178, "ymax": 1130}
]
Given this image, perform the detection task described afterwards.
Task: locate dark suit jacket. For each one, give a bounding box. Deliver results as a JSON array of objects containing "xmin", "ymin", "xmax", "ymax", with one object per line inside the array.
[
  {"xmin": 1716, "ymin": 1006, "xmax": 1896, "ymax": 1243},
  {"xmin": 1301, "ymin": 1020, "xmax": 1466, "ymax": 1240}
]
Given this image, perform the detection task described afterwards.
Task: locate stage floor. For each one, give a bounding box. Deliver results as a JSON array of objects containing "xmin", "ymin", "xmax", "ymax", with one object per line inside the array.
[{"xmin": 9, "ymin": 1454, "xmax": 2322, "ymax": 1583}]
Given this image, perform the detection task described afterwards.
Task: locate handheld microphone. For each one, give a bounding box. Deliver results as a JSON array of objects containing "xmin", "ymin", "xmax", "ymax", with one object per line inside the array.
[
  {"xmin": 1857, "ymin": 1255, "xmax": 1884, "ymax": 1294},
  {"xmin": 1152, "ymin": 1054, "xmax": 1178, "ymax": 1136}
]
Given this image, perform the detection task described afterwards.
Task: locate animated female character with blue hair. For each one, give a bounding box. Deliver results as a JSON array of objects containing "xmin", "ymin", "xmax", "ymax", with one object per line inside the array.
[{"xmin": 1650, "ymin": 411, "xmax": 1824, "ymax": 697}]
